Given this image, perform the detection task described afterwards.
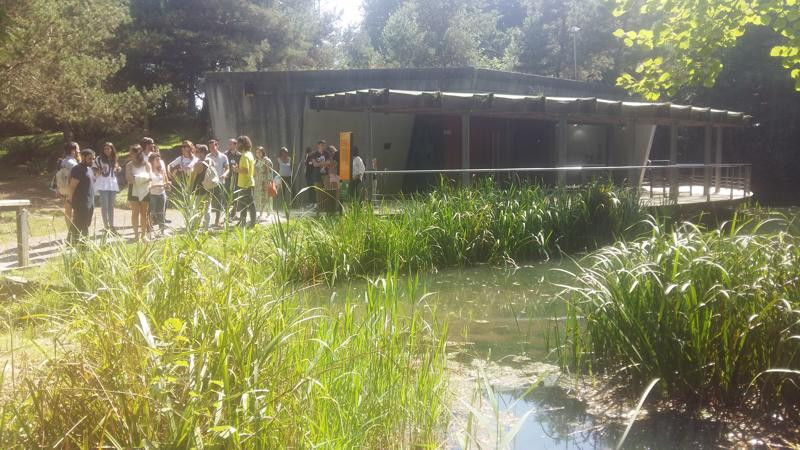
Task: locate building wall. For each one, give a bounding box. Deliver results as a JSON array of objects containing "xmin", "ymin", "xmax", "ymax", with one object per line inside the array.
[
  {"xmin": 608, "ymin": 124, "xmax": 656, "ymax": 184},
  {"xmin": 301, "ymin": 108, "xmax": 415, "ymax": 192},
  {"xmin": 205, "ymin": 68, "xmax": 634, "ymax": 193}
]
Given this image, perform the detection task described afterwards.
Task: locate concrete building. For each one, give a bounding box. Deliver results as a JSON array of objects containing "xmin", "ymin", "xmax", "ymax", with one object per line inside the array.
[{"xmin": 205, "ymin": 67, "xmax": 748, "ymax": 195}]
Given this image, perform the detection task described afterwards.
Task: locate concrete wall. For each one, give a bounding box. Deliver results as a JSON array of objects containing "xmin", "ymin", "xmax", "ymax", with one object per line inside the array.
[
  {"xmin": 607, "ymin": 123, "xmax": 656, "ymax": 185},
  {"xmin": 566, "ymin": 125, "xmax": 607, "ymax": 165},
  {"xmin": 301, "ymin": 108, "xmax": 415, "ymax": 192}
]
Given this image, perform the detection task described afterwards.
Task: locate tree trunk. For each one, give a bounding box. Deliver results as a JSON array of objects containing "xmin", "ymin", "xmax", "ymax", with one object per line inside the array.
[
  {"xmin": 62, "ymin": 122, "xmax": 74, "ymax": 142},
  {"xmin": 187, "ymin": 87, "xmax": 197, "ymax": 115}
]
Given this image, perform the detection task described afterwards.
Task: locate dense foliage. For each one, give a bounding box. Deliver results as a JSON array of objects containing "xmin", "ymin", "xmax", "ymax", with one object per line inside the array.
[
  {"xmin": 557, "ymin": 214, "xmax": 800, "ymax": 414},
  {"xmin": 0, "ymin": 228, "xmax": 447, "ymax": 448},
  {"xmin": 116, "ymin": 0, "xmax": 336, "ymax": 114},
  {"xmin": 266, "ymin": 181, "xmax": 646, "ymax": 285},
  {"xmin": 612, "ymin": 0, "xmax": 800, "ymax": 100},
  {"xmin": 0, "ymin": 0, "xmax": 165, "ymax": 135}
]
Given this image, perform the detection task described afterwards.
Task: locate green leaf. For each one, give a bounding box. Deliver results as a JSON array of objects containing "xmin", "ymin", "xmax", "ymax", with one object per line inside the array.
[
  {"xmin": 624, "ymin": 38, "xmax": 634, "ymax": 47},
  {"xmin": 770, "ymin": 46, "xmax": 785, "ymax": 57},
  {"xmin": 613, "ymin": 28, "xmax": 626, "ymax": 38}
]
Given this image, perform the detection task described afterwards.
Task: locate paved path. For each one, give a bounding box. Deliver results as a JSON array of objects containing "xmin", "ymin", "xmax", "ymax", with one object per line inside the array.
[{"xmin": 0, "ymin": 206, "xmax": 310, "ymax": 272}]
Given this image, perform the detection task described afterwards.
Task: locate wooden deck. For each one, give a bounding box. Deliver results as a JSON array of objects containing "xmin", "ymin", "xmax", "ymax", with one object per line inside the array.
[{"xmin": 639, "ymin": 185, "xmax": 751, "ymax": 207}]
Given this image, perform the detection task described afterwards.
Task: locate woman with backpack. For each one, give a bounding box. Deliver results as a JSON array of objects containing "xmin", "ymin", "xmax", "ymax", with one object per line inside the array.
[
  {"xmin": 126, "ymin": 144, "xmax": 151, "ymax": 242},
  {"xmin": 94, "ymin": 142, "xmax": 120, "ymax": 233},
  {"xmin": 189, "ymin": 144, "xmax": 214, "ymax": 229},
  {"xmin": 148, "ymin": 153, "xmax": 169, "ymax": 238},
  {"xmin": 55, "ymin": 142, "xmax": 80, "ymax": 230}
]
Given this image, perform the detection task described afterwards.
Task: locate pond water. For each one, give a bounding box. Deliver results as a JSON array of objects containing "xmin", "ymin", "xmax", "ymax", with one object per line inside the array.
[{"xmin": 304, "ymin": 261, "xmax": 746, "ymax": 449}]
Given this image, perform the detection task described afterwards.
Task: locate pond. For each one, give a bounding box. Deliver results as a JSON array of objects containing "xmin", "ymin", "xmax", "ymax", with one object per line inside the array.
[{"xmin": 304, "ymin": 261, "xmax": 754, "ymax": 449}]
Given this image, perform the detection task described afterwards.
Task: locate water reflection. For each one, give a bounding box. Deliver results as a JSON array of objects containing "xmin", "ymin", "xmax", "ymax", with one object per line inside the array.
[
  {"xmin": 302, "ymin": 263, "xmax": 738, "ymax": 449},
  {"xmin": 305, "ymin": 260, "xmax": 576, "ymax": 359},
  {"xmin": 494, "ymin": 386, "xmax": 728, "ymax": 450}
]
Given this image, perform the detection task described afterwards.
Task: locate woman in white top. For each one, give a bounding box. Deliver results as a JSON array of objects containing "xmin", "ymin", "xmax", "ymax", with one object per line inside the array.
[
  {"xmin": 168, "ymin": 140, "xmax": 198, "ymax": 185},
  {"xmin": 148, "ymin": 153, "xmax": 169, "ymax": 237},
  {"xmin": 253, "ymin": 146, "xmax": 273, "ymax": 218},
  {"xmin": 93, "ymin": 142, "xmax": 121, "ymax": 232},
  {"xmin": 126, "ymin": 144, "xmax": 151, "ymax": 242},
  {"xmin": 276, "ymin": 147, "xmax": 292, "ymax": 215},
  {"xmin": 350, "ymin": 146, "xmax": 366, "ymax": 203}
]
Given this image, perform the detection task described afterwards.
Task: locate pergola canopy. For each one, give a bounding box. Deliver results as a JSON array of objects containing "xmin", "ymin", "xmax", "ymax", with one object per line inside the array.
[{"xmin": 310, "ymin": 88, "xmax": 751, "ymax": 127}]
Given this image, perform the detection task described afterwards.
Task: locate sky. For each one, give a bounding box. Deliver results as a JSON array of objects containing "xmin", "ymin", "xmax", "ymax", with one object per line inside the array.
[{"xmin": 321, "ymin": 0, "xmax": 364, "ymax": 29}]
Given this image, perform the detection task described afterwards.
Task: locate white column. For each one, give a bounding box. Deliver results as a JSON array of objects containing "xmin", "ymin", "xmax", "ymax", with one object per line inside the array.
[
  {"xmin": 670, "ymin": 124, "xmax": 678, "ymax": 200},
  {"xmin": 714, "ymin": 126, "xmax": 723, "ymax": 193}
]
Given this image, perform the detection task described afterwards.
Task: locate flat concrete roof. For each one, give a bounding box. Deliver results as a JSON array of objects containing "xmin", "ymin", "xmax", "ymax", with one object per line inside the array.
[
  {"xmin": 311, "ymin": 88, "xmax": 750, "ymax": 127},
  {"xmin": 204, "ymin": 67, "xmax": 629, "ymax": 99}
]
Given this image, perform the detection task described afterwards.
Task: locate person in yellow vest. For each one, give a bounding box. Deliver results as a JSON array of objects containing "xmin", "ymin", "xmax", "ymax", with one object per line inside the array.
[{"xmin": 231, "ymin": 135, "xmax": 256, "ymax": 228}]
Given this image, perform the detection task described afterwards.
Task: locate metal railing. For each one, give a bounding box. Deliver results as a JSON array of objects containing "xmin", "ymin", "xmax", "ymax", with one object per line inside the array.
[{"xmin": 364, "ymin": 163, "xmax": 752, "ymax": 204}]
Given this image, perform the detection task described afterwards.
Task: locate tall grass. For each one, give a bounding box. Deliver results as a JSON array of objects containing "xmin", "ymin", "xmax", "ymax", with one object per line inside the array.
[
  {"xmin": 268, "ymin": 180, "xmax": 645, "ymax": 285},
  {"xmin": 0, "ymin": 227, "xmax": 448, "ymax": 448},
  {"xmin": 555, "ymin": 214, "xmax": 800, "ymax": 414}
]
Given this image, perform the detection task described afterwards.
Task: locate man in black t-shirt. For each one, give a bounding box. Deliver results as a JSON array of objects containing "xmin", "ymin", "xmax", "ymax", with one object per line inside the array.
[
  {"xmin": 68, "ymin": 149, "xmax": 96, "ymax": 245},
  {"xmin": 304, "ymin": 147, "xmax": 316, "ymax": 205}
]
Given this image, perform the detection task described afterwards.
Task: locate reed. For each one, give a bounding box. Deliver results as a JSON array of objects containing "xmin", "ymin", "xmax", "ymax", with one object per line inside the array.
[
  {"xmin": 556, "ymin": 214, "xmax": 800, "ymax": 413},
  {"xmin": 268, "ymin": 180, "xmax": 646, "ymax": 285},
  {"xmin": 0, "ymin": 227, "xmax": 448, "ymax": 448}
]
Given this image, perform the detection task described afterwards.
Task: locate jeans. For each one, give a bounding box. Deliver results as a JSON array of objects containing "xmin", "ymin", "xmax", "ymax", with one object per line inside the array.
[
  {"xmin": 236, "ymin": 187, "xmax": 256, "ymax": 227},
  {"xmin": 99, "ymin": 190, "xmax": 116, "ymax": 229},
  {"xmin": 149, "ymin": 193, "xmax": 166, "ymax": 230},
  {"xmin": 349, "ymin": 178, "xmax": 362, "ymax": 202},
  {"xmin": 69, "ymin": 205, "xmax": 93, "ymax": 245}
]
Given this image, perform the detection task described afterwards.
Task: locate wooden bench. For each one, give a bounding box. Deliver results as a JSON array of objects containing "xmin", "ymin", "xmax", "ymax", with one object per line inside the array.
[{"xmin": 0, "ymin": 199, "xmax": 31, "ymax": 268}]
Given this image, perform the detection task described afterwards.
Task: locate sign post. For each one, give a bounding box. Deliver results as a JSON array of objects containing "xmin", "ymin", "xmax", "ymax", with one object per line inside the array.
[{"xmin": 339, "ymin": 131, "xmax": 352, "ymax": 181}]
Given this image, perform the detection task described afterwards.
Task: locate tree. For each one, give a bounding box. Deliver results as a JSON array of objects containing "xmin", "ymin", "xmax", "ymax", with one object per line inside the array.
[
  {"xmin": 117, "ymin": 0, "xmax": 336, "ymax": 114},
  {"xmin": 0, "ymin": 0, "xmax": 164, "ymax": 138},
  {"xmin": 612, "ymin": 0, "xmax": 800, "ymax": 100},
  {"xmin": 378, "ymin": 0, "xmax": 510, "ymax": 68},
  {"xmin": 508, "ymin": 0, "xmax": 623, "ymax": 81}
]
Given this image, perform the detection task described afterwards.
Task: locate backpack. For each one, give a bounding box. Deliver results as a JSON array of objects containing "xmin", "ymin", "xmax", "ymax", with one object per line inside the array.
[
  {"xmin": 55, "ymin": 166, "xmax": 72, "ymax": 196},
  {"xmin": 201, "ymin": 161, "xmax": 220, "ymax": 191}
]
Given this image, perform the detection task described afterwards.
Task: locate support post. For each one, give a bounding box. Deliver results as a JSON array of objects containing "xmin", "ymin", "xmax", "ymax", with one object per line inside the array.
[
  {"xmin": 461, "ymin": 113, "xmax": 471, "ymax": 186},
  {"xmin": 714, "ymin": 126, "xmax": 723, "ymax": 193},
  {"xmin": 366, "ymin": 108, "xmax": 375, "ymax": 204},
  {"xmin": 557, "ymin": 118, "xmax": 567, "ymax": 187},
  {"xmin": 16, "ymin": 206, "xmax": 29, "ymax": 268},
  {"xmin": 669, "ymin": 124, "xmax": 678, "ymax": 200},
  {"xmin": 704, "ymin": 125, "xmax": 712, "ymax": 201}
]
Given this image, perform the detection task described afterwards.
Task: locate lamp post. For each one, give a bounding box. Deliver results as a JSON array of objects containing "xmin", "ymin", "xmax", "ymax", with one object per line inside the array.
[{"xmin": 570, "ymin": 26, "xmax": 581, "ymax": 81}]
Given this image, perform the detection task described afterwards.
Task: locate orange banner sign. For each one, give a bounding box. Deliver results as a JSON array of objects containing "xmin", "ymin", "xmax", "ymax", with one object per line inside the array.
[{"xmin": 339, "ymin": 131, "xmax": 352, "ymax": 181}]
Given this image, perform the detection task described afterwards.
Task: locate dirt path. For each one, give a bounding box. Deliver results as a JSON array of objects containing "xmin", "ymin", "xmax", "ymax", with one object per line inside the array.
[{"xmin": 0, "ymin": 172, "xmax": 311, "ymax": 271}]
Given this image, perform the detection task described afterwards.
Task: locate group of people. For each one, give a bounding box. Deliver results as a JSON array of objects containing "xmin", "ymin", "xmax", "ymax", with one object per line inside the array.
[
  {"xmin": 58, "ymin": 135, "xmax": 299, "ymax": 244},
  {"xmin": 303, "ymin": 140, "xmax": 366, "ymax": 209}
]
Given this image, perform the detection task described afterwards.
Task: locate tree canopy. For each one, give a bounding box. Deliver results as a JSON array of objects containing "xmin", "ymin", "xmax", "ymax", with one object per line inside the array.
[
  {"xmin": 612, "ymin": 0, "xmax": 800, "ymax": 100},
  {"xmin": 0, "ymin": 0, "xmax": 164, "ymax": 134},
  {"xmin": 117, "ymin": 0, "xmax": 336, "ymax": 113}
]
